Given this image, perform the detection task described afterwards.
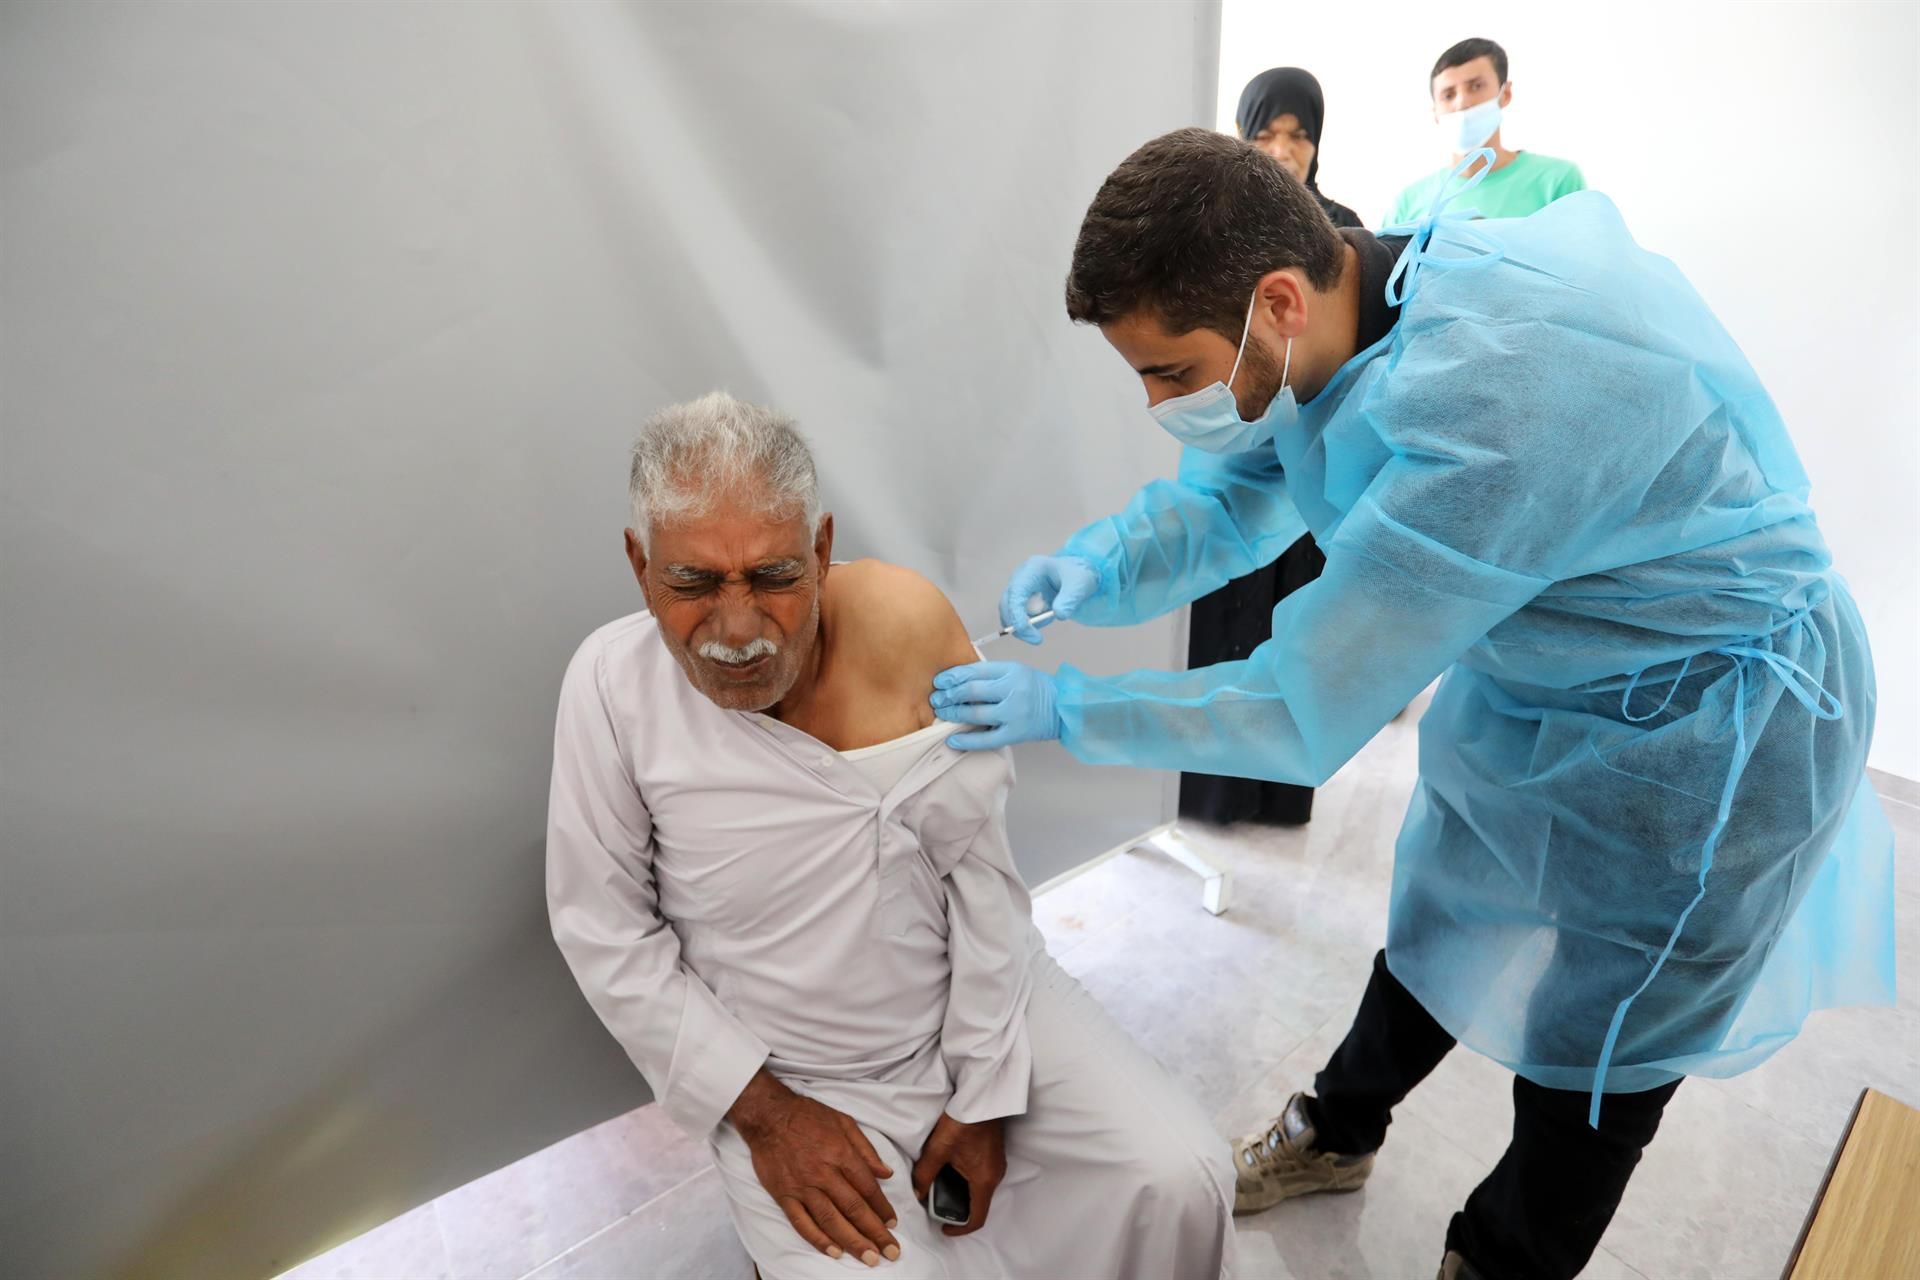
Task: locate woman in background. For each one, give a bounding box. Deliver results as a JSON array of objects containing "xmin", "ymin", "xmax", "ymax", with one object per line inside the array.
[{"xmin": 1237, "ymin": 66, "xmax": 1362, "ymax": 228}]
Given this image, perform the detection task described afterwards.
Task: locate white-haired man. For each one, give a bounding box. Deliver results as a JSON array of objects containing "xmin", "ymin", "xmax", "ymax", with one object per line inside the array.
[{"xmin": 546, "ymin": 392, "xmax": 1234, "ymax": 1280}]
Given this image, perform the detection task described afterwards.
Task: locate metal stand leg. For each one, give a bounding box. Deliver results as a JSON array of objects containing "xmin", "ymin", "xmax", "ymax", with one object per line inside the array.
[{"xmin": 1132, "ymin": 823, "xmax": 1231, "ymax": 916}]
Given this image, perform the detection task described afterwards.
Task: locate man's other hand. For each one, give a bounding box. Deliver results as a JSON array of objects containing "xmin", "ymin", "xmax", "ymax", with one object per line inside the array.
[
  {"xmin": 911, "ymin": 1113, "xmax": 1007, "ymax": 1237},
  {"xmin": 728, "ymin": 1070, "xmax": 900, "ymax": 1267}
]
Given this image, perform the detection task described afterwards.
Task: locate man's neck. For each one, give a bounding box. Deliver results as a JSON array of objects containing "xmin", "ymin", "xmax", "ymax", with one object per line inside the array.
[
  {"xmin": 1453, "ymin": 131, "xmax": 1518, "ymax": 178},
  {"xmin": 1298, "ymin": 240, "xmax": 1362, "ymax": 403}
]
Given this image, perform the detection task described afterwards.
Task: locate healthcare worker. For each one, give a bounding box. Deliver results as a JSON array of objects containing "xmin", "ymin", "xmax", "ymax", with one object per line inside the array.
[
  {"xmin": 930, "ymin": 127, "xmax": 1894, "ymax": 1280},
  {"xmin": 1385, "ymin": 37, "xmax": 1585, "ymax": 226}
]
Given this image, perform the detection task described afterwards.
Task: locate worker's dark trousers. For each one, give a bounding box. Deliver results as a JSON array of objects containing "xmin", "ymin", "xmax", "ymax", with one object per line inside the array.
[{"xmin": 1305, "ymin": 950, "xmax": 1682, "ymax": 1280}]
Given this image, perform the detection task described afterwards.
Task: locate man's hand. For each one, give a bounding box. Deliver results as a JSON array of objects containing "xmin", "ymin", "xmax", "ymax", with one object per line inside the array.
[
  {"xmin": 911, "ymin": 1113, "xmax": 1007, "ymax": 1237},
  {"xmin": 728, "ymin": 1070, "xmax": 901, "ymax": 1267}
]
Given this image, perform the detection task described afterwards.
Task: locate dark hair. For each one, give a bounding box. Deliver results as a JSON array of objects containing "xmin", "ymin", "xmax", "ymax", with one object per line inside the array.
[
  {"xmin": 1064, "ymin": 127, "xmax": 1343, "ymax": 341},
  {"xmin": 1431, "ymin": 38, "xmax": 1508, "ymax": 90}
]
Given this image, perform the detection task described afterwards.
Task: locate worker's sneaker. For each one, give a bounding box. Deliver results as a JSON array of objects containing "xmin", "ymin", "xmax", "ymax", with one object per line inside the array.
[{"xmin": 1230, "ymin": 1092, "xmax": 1374, "ymax": 1214}]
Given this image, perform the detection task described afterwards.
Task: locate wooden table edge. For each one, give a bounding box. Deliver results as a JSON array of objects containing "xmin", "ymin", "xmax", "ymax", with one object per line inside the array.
[{"xmin": 1779, "ymin": 1086, "xmax": 1869, "ymax": 1280}]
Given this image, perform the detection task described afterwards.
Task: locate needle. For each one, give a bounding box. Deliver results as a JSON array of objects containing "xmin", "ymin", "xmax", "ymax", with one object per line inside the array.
[{"xmin": 970, "ymin": 610, "xmax": 1056, "ymax": 648}]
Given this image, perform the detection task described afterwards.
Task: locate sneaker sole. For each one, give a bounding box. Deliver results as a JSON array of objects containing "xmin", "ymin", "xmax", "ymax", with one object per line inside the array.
[{"xmin": 1232, "ymin": 1168, "xmax": 1373, "ymax": 1215}]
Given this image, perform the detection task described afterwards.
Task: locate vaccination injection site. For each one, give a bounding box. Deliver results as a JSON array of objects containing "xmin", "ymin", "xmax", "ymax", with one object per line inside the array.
[{"xmin": 8, "ymin": 2, "xmax": 1920, "ymax": 1279}]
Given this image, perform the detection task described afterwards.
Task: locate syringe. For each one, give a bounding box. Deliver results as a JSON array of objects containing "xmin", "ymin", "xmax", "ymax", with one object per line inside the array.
[{"xmin": 970, "ymin": 610, "xmax": 1056, "ymax": 648}]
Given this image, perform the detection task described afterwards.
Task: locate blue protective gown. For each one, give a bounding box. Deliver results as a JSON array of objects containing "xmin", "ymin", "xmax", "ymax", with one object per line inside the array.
[{"xmin": 1054, "ymin": 192, "xmax": 1896, "ymax": 1109}]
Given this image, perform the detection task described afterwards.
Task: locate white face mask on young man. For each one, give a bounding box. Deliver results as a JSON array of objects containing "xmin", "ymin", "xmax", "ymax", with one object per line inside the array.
[{"xmin": 1436, "ymin": 95, "xmax": 1503, "ymax": 153}]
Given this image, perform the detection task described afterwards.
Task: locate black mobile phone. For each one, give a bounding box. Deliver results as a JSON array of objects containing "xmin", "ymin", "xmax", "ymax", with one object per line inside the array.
[{"xmin": 927, "ymin": 1164, "xmax": 971, "ymax": 1226}]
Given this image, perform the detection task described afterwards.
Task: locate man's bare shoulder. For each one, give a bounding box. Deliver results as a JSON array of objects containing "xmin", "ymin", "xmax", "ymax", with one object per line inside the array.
[{"xmin": 827, "ymin": 560, "xmax": 977, "ymax": 686}]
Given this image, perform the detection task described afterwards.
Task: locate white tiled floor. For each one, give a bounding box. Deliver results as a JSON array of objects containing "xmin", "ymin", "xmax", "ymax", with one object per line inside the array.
[{"xmin": 284, "ymin": 704, "xmax": 1920, "ymax": 1280}]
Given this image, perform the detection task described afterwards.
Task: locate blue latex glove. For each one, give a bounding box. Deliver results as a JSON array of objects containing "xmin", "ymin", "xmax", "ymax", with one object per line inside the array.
[
  {"xmin": 1000, "ymin": 555, "xmax": 1100, "ymax": 645},
  {"xmin": 930, "ymin": 661, "xmax": 1062, "ymax": 751}
]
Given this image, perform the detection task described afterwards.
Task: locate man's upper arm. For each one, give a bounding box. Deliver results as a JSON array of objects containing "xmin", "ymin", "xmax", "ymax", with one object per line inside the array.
[
  {"xmin": 917, "ymin": 580, "xmax": 982, "ymax": 673},
  {"xmin": 838, "ymin": 560, "xmax": 977, "ymax": 694},
  {"xmin": 548, "ymin": 636, "xmax": 651, "ymax": 870}
]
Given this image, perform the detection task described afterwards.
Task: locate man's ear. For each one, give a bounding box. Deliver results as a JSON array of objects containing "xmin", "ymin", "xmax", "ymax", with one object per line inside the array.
[
  {"xmin": 1255, "ymin": 269, "xmax": 1309, "ymax": 340},
  {"xmin": 1500, "ymin": 81, "xmax": 1514, "ymax": 110},
  {"xmin": 624, "ymin": 528, "xmax": 649, "ymax": 597},
  {"xmin": 813, "ymin": 513, "xmax": 835, "ymax": 580}
]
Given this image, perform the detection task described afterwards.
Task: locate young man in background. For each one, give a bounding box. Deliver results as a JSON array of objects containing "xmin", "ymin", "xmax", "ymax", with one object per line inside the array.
[{"xmin": 1386, "ymin": 37, "xmax": 1585, "ymax": 225}]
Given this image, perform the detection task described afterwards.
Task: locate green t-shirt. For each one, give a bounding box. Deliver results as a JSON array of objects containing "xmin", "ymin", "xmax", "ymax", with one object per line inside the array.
[{"xmin": 1384, "ymin": 151, "xmax": 1586, "ymax": 226}]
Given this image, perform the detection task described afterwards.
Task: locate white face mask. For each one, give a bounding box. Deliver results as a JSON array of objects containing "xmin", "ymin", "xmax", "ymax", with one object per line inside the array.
[
  {"xmin": 1436, "ymin": 95, "xmax": 1503, "ymax": 153},
  {"xmin": 1147, "ymin": 287, "xmax": 1296, "ymax": 455}
]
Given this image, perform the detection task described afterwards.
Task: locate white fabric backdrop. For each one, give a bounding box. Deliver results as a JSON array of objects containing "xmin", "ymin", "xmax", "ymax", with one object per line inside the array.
[{"xmin": 0, "ymin": 2, "xmax": 1219, "ymax": 1276}]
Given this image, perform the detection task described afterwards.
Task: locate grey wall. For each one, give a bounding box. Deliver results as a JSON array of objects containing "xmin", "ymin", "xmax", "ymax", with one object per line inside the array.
[{"xmin": 0, "ymin": 2, "xmax": 1218, "ymax": 1277}]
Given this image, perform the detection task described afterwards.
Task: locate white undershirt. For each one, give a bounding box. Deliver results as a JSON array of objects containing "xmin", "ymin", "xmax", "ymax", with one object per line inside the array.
[{"xmin": 838, "ymin": 720, "xmax": 951, "ymax": 796}]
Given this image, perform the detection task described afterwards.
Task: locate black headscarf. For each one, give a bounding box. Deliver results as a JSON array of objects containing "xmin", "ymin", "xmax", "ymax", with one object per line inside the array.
[
  {"xmin": 1236, "ymin": 67, "xmax": 1326, "ymax": 186},
  {"xmin": 1234, "ymin": 67, "xmax": 1361, "ymax": 227}
]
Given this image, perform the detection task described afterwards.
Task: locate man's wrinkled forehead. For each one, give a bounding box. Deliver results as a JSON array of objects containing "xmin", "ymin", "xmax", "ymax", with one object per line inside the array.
[{"xmin": 646, "ymin": 504, "xmax": 815, "ymax": 576}]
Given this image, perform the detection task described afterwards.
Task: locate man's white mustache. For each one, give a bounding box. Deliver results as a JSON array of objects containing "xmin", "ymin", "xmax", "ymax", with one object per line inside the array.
[{"xmin": 698, "ymin": 637, "xmax": 778, "ymax": 665}]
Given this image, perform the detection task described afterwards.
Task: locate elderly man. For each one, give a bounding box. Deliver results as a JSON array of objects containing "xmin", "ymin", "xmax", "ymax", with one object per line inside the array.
[{"xmin": 546, "ymin": 391, "xmax": 1234, "ymax": 1280}]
